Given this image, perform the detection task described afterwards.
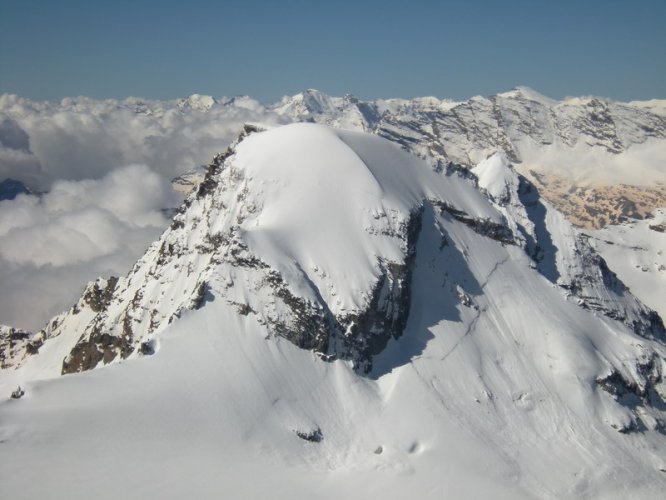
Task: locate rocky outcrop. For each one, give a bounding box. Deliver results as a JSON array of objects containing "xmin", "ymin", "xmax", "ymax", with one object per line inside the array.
[
  {"xmin": 596, "ymin": 354, "xmax": 666, "ymax": 433},
  {"xmin": 62, "ymin": 330, "xmax": 133, "ymax": 375},
  {"xmin": 431, "ymin": 200, "xmax": 516, "ymax": 246},
  {"xmin": 0, "ymin": 326, "xmax": 33, "ymax": 369},
  {"xmin": 559, "ymin": 233, "xmax": 666, "ymax": 341}
]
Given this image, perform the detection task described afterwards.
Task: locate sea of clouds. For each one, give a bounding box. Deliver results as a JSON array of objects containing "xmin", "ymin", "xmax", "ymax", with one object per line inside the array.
[{"xmin": 0, "ymin": 93, "xmax": 287, "ymax": 330}]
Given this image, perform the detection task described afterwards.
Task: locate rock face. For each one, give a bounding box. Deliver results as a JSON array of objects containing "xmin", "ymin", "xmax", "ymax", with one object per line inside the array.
[
  {"xmin": 469, "ymin": 153, "xmax": 665, "ymax": 338},
  {"xmin": 595, "ymin": 352, "xmax": 666, "ymax": 434}
]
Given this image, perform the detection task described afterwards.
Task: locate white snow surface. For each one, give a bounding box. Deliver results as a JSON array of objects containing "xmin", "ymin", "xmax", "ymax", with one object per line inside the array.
[
  {"xmin": 1, "ymin": 124, "xmax": 665, "ymax": 499},
  {"xmin": 590, "ymin": 209, "xmax": 666, "ymax": 320}
]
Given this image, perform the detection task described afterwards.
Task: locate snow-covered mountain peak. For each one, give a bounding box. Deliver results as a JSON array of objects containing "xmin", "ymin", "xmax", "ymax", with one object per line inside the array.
[
  {"xmin": 471, "ymin": 152, "xmax": 517, "ymax": 204},
  {"xmin": 0, "ymin": 123, "xmax": 502, "ymax": 375},
  {"xmin": 2, "ymin": 120, "xmax": 666, "ymax": 498},
  {"xmin": 232, "ymin": 123, "xmax": 494, "ymax": 313},
  {"xmin": 176, "ymin": 93, "xmax": 216, "ymax": 111},
  {"xmin": 627, "ymin": 98, "xmax": 666, "ymax": 117},
  {"xmin": 278, "ymin": 88, "xmax": 337, "ymax": 116},
  {"xmin": 497, "ymin": 86, "xmax": 557, "ymax": 105}
]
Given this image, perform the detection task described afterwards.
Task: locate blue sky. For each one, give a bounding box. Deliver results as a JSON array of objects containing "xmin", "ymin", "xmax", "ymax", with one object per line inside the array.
[{"xmin": 1, "ymin": 0, "xmax": 664, "ymax": 102}]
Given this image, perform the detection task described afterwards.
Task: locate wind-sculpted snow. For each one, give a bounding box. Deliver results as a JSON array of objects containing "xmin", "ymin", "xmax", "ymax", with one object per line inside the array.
[{"xmin": 1, "ymin": 123, "xmax": 666, "ymax": 499}]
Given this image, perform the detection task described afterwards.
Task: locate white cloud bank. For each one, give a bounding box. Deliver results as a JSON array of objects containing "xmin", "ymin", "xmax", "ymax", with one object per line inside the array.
[
  {"xmin": 0, "ymin": 93, "xmax": 286, "ymax": 190},
  {"xmin": 0, "ymin": 165, "xmax": 177, "ymax": 330},
  {"xmin": 0, "ymin": 93, "xmax": 287, "ymax": 331}
]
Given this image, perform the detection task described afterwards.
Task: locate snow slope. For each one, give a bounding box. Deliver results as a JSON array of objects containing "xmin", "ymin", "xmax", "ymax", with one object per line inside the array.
[
  {"xmin": 589, "ymin": 209, "xmax": 666, "ymax": 321},
  {"xmin": 1, "ymin": 124, "xmax": 665, "ymax": 499}
]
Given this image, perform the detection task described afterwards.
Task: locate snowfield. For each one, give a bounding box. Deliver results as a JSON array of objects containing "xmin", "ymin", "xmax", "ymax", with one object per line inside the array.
[{"xmin": 1, "ymin": 123, "xmax": 665, "ymax": 499}]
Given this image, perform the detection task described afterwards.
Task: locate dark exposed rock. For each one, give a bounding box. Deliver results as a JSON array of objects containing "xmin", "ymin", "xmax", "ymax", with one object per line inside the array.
[
  {"xmin": 227, "ymin": 241, "xmax": 270, "ymax": 269},
  {"xmin": 339, "ymin": 209, "xmax": 422, "ymax": 373},
  {"xmin": 192, "ymin": 281, "xmax": 214, "ymax": 310},
  {"xmin": 564, "ymin": 240, "xmax": 666, "ymax": 341},
  {"xmin": 597, "ymin": 370, "xmax": 643, "ymax": 399},
  {"xmin": 294, "ymin": 427, "xmax": 323, "ymax": 442},
  {"xmin": 156, "ymin": 241, "xmax": 176, "ymax": 266},
  {"xmin": 228, "ymin": 208, "xmax": 424, "ymax": 374},
  {"xmin": 196, "ymin": 152, "xmax": 228, "ymax": 199},
  {"xmin": 596, "ymin": 355, "xmax": 665, "ymax": 433},
  {"xmin": 139, "ymin": 341, "xmax": 155, "ymax": 355},
  {"xmin": 195, "ymin": 232, "xmax": 228, "ymax": 254},
  {"xmin": 263, "ymin": 269, "xmax": 332, "ymax": 354},
  {"xmin": 7, "ymin": 329, "xmax": 29, "ymax": 342},
  {"xmin": 25, "ymin": 342, "xmax": 41, "ymax": 355},
  {"xmin": 196, "ymin": 124, "xmax": 265, "ymax": 200},
  {"xmin": 630, "ymin": 311, "xmax": 666, "ymax": 342},
  {"xmin": 10, "ymin": 386, "xmax": 24, "ymax": 399},
  {"xmin": 443, "ymin": 162, "xmax": 478, "ymax": 184},
  {"xmin": 431, "ymin": 199, "xmax": 516, "ymax": 245},
  {"xmin": 62, "ymin": 329, "xmax": 133, "ymax": 375},
  {"xmin": 83, "ymin": 277, "xmax": 119, "ymax": 313},
  {"xmin": 235, "ymin": 303, "xmax": 254, "ymax": 316}
]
